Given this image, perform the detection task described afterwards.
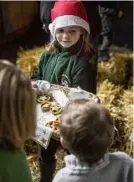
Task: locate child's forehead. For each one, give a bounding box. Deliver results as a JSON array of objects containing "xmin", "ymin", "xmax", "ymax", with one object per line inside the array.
[{"xmin": 57, "ymin": 26, "xmax": 82, "ymax": 30}]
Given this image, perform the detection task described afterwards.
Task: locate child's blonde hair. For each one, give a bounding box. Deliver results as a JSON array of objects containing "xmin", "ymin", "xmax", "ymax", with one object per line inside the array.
[
  {"xmin": 46, "ymin": 29, "xmax": 96, "ymax": 62},
  {"xmin": 0, "ymin": 60, "xmax": 36, "ymax": 149}
]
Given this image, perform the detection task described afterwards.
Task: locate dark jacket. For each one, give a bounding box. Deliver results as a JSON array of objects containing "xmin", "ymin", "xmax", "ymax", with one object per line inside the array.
[{"xmin": 31, "ymin": 40, "xmax": 95, "ymax": 93}]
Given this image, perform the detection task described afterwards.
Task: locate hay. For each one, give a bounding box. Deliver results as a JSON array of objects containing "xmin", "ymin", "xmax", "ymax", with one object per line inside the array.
[
  {"xmin": 17, "ymin": 46, "xmax": 45, "ymax": 59},
  {"xmin": 16, "ymin": 45, "xmax": 133, "ymax": 180},
  {"xmin": 116, "ymin": 87, "xmax": 133, "ymax": 156},
  {"xmin": 24, "ymin": 140, "xmax": 39, "ymax": 180},
  {"xmin": 97, "ymin": 80, "xmax": 124, "ymax": 152},
  {"xmin": 27, "ymin": 154, "xmax": 40, "ymax": 181},
  {"xmin": 16, "ymin": 46, "xmax": 45, "ymax": 77},
  {"xmin": 98, "ymin": 53, "xmax": 133, "ymax": 86},
  {"xmin": 97, "ymin": 79, "xmax": 123, "ymax": 109},
  {"xmin": 25, "ymin": 140, "xmax": 66, "ymax": 181},
  {"xmin": 97, "ymin": 82, "xmax": 133, "ymax": 155}
]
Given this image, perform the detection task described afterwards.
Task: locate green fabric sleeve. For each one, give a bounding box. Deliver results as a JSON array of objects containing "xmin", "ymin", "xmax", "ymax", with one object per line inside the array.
[
  {"xmin": 9, "ymin": 151, "xmax": 32, "ymax": 182},
  {"xmin": 72, "ymin": 61, "xmax": 94, "ymax": 93},
  {"xmin": 0, "ymin": 150, "xmax": 32, "ymax": 182},
  {"xmin": 31, "ymin": 52, "xmax": 47, "ymax": 80}
]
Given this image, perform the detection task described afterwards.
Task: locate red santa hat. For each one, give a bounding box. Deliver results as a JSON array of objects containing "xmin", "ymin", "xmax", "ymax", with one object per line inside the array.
[{"xmin": 49, "ymin": 1, "xmax": 90, "ymax": 38}]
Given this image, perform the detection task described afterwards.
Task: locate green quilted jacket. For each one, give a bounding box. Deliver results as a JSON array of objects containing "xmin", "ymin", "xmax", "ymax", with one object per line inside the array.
[{"xmin": 31, "ymin": 41, "xmax": 95, "ymax": 93}]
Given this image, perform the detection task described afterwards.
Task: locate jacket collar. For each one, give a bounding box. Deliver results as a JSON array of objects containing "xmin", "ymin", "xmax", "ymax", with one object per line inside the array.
[{"xmin": 64, "ymin": 153, "xmax": 110, "ymax": 173}]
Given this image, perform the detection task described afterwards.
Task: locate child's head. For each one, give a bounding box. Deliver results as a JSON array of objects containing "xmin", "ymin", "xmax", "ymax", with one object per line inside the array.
[
  {"xmin": 0, "ymin": 60, "xmax": 36, "ymax": 149},
  {"xmin": 60, "ymin": 99, "xmax": 115, "ymax": 163},
  {"xmin": 55, "ymin": 26, "xmax": 83, "ymax": 48},
  {"xmin": 48, "ymin": 1, "xmax": 95, "ymax": 58},
  {"xmin": 49, "ymin": 1, "xmax": 90, "ymax": 40}
]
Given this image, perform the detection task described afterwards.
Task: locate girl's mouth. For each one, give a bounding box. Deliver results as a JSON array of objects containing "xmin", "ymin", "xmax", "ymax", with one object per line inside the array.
[{"xmin": 62, "ymin": 41, "xmax": 71, "ymax": 43}]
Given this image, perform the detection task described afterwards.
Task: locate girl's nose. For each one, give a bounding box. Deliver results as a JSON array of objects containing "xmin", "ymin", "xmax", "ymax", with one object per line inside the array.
[{"xmin": 62, "ymin": 32, "xmax": 70, "ymax": 39}]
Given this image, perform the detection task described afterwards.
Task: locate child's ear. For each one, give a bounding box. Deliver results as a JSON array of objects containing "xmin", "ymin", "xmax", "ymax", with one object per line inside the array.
[{"xmin": 60, "ymin": 136, "xmax": 65, "ymax": 148}]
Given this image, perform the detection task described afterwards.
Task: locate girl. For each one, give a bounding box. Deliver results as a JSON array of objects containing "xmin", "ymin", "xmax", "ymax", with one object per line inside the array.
[
  {"xmin": 0, "ymin": 60, "xmax": 36, "ymax": 182},
  {"xmin": 31, "ymin": 1, "xmax": 96, "ymax": 93},
  {"xmin": 31, "ymin": 1, "xmax": 96, "ymax": 182}
]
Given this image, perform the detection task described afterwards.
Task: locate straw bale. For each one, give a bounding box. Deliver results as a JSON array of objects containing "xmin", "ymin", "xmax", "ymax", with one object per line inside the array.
[
  {"xmin": 109, "ymin": 45, "xmax": 133, "ymax": 55},
  {"xmin": 17, "ymin": 46, "xmax": 45, "ymax": 59},
  {"xmin": 97, "ymin": 82, "xmax": 133, "ymax": 156},
  {"xmin": 98, "ymin": 53, "xmax": 133, "ymax": 86},
  {"xmin": 26, "ymin": 142, "xmax": 66, "ymax": 180},
  {"xmin": 16, "ymin": 46, "xmax": 45, "ymax": 77},
  {"xmin": 116, "ymin": 87, "xmax": 133, "ymax": 156},
  {"xmin": 27, "ymin": 154, "xmax": 40, "ymax": 181},
  {"xmin": 97, "ymin": 79, "xmax": 122, "ymax": 108},
  {"xmin": 97, "ymin": 80, "xmax": 124, "ymax": 151},
  {"xmin": 17, "ymin": 56, "xmax": 38, "ymax": 77}
]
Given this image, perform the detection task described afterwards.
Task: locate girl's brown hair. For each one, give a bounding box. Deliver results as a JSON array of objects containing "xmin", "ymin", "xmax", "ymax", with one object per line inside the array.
[
  {"xmin": 46, "ymin": 28, "xmax": 96, "ymax": 62},
  {"xmin": 0, "ymin": 60, "xmax": 36, "ymax": 149}
]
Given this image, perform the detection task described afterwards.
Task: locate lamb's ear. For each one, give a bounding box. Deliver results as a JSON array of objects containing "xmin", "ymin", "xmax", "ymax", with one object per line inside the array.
[{"xmin": 60, "ymin": 136, "xmax": 66, "ymax": 148}]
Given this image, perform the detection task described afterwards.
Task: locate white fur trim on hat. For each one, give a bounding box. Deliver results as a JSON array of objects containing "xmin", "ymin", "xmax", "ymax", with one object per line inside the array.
[{"xmin": 49, "ymin": 15, "xmax": 90, "ymax": 38}]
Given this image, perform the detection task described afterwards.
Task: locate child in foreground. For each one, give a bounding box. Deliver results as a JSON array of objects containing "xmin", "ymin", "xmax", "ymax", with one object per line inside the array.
[
  {"xmin": 53, "ymin": 99, "xmax": 133, "ymax": 182},
  {"xmin": 0, "ymin": 60, "xmax": 36, "ymax": 182}
]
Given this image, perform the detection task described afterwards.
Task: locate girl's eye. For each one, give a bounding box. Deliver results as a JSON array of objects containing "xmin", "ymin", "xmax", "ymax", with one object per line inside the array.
[
  {"xmin": 57, "ymin": 29, "xmax": 64, "ymax": 33},
  {"xmin": 69, "ymin": 30, "xmax": 77, "ymax": 33}
]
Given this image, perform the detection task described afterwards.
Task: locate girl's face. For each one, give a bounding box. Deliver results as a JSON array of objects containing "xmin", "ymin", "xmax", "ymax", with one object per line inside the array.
[{"xmin": 55, "ymin": 26, "xmax": 82, "ymax": 48}]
